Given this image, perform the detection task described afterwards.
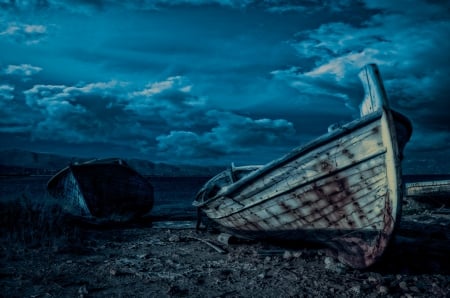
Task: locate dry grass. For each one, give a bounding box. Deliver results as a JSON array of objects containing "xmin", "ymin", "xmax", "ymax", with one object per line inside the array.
[{"xmin": 0, "ymin": 194, "xmax": 84, "ymax": 248}]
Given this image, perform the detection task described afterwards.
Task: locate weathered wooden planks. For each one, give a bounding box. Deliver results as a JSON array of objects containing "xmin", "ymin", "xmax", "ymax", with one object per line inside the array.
[{"xmin": 194, "ymin": 64, "xmax": 412, "ymax": 268}]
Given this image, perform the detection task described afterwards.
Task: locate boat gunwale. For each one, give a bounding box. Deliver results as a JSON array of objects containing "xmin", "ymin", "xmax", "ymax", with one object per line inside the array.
[{"xmin": 193, "ymin": 109, "xmax": 385, "ymax": 207}]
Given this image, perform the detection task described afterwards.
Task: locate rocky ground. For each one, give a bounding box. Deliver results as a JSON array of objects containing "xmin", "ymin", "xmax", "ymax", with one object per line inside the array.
[{"xmin": 1, "ymin": 200, "xmax": 449, "ymax": 297}]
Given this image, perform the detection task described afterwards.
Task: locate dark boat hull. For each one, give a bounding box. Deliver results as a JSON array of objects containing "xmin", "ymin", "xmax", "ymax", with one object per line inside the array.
[{"xmin": 47, "ymin": 159, "xmax": 154, "ymax": 221}]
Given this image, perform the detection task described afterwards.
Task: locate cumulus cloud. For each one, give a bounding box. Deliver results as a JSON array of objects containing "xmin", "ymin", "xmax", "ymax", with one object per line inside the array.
[
  {"xmin": 125, "ymin": 76, "xmax": 206, "ymax": 128},
  {"xmin": 0, "ymin": 22, "xmax": 47, "ymax": 45},
  {"xmin": 16, "ymin": 76, "xmax": 203, "ymax": 154},
  {"xmin": 156, "ymin": 110, "xmax": 296, "ymax": 162},
  {"xmin": 8, "ymin": 74, "xmax": 295, "ymax": 163},
  {"xmin": 274, "ymin": 0, "xmax": 450, "ymax": 114},
  {"xmin": 130, "ymin": 76, "xmax": 192, "ymax": 98},
  {"xmin": 22, "ymin": 80, "xmax": 134, "ymax": 143},
  {"xmin": 4, "ymin": 64, "xmax": 42, "ymax": 77},
  {"xmin": 128, "ymin": 77, "xmax": 297, "ymax": 161},
  {"xmin": 0, "ymin": 84, "xmax": 14, "ymax": 101},
  {"xmin": 24, "ymin": 80, "xmax": 126, "ymax": 107}
]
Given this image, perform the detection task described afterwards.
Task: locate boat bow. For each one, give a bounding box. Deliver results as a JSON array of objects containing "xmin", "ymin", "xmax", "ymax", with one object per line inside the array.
[{"xmin": 194, "ymin": 64, "xmax": 412, "ymax": 269}]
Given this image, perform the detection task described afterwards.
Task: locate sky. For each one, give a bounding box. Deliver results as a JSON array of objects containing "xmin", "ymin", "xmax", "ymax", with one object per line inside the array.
[{"xmin": 0, "ymin": 0, "xmax": 449, "ymax": 173}]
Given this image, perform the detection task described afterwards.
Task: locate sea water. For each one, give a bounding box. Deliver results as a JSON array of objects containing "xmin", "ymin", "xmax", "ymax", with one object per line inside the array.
[
  {"xmin": 3, "ymin": 174, "xmax": 447, "ymax": 221},
  {"xmin": 0, "ymin": 175, "xmax": 210, "ymax": 220}
]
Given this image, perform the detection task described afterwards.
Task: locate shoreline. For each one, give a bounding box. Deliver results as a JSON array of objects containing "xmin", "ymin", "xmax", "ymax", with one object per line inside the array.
[{"xmin": 2, "ymin": 210, "xmax": 449, "ymax": 298}]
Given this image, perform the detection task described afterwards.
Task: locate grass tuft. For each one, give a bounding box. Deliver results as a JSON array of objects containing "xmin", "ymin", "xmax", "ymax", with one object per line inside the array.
[{"xmin": 0, "ymin": 194, "xmax": 84, "ymax": 248}]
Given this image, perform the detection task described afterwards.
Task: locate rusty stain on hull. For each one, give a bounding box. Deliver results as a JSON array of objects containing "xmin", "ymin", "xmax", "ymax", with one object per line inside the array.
[{"xmin": 193, "ymin": 64, "xmax": 413, "ymax": 269}]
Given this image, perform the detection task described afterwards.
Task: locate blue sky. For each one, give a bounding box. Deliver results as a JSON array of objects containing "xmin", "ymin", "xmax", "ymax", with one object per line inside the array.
[{"xmin": 0, "ymin": 0, "xmax": 449, "ymax": 173}]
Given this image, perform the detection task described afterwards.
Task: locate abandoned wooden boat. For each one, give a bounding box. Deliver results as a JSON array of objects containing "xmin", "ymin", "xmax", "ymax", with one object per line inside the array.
[
  {"xmin": 47, "ymin": 158, "xmax": 154, "ymax": 221},
  {"xmin": 193, "ymin": 64, "xmax": 413, "ymax": 268},
  {"xmin": 403, "ymin": 175, "xmax": 450, "ymax": 209},
  {"xmin": 405, "ymin": 176, "xmax": 450, "ymax": 198}
]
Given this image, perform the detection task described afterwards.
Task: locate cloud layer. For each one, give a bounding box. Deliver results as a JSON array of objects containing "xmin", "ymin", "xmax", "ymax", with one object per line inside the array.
[
  {"xmin": 1, "ymin": 68, "xmax": 297, "ymax": 163},
  {"xmin": 0, "ymin": 0, "xmax": 448, "ymax": 172}
]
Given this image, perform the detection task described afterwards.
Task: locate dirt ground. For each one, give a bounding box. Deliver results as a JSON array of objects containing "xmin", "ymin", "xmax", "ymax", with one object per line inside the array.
[{"xmin": 1, "ymin": 207, "xmax": 449, "ymax": 297}]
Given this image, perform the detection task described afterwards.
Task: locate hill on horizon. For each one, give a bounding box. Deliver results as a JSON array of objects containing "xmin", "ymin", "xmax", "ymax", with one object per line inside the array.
[{"xmin": 0, "ymin": 149, "xmax": 225, "ymax": 177}]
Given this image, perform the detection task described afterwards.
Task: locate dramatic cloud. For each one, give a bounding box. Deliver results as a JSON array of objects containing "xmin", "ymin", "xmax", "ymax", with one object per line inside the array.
[
  {"xmin": 127, "ymin": 77, "xmax": 297, "ymax": 162},
  {"xmin": 22, "ymin": 80, "xmax": 132, "ymax": 143},
  {"xmin": 2, "ymin": 74, "xmax": 295, "ymax": 164},
  {"xmin": 282, "ymin": 0, "xmax": 450, "ymax": 108},
  {"xmin": 0, "ymin": 0, "xmax": 448, "ymax": 171},
  {"xmin": 125, "ymin": 76, "xmax": 207, "ymax": 129},
  {"xmin": 271, "ymin": 0, "xmax": 450, "ymax": 169},
  {"xmin": 156, "ymin": 110, "xmax": 296, "ymax": 163},
  {"xmin": 25, "ymin": 81, "xmax": 126, "ymax": 106}
]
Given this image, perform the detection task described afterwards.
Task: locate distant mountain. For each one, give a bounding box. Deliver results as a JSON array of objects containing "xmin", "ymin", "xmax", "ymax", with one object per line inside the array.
[
  {"xmin": 0, "ymin": 149, "xmax": 224, "ymax": 177},
  {"xmin": 0, "ymin": 149, "xmax": 89, "ymax": 172},
  {"xmin": 125, "ymin": 158, "xmax": 224, "ymax": 177},
  {"xmin": 403, "ymin": 158, "xmax": 450, "ymax": 176}
]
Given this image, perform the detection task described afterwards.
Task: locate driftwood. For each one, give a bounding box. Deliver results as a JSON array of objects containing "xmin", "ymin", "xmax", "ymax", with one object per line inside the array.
[
  {"xmin": 187, "ymin": 236, "xmax": 228, "ymax": 254},
  {"xmin": 217, "ymin": 233, "xmax": 256, "ymax": 245},
  {"xmin": 217, "ymin": 233, "xmax": 234, "ymax": 245}
]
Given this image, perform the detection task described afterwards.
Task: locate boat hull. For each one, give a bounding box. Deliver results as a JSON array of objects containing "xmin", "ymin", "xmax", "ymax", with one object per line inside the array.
[
  {"xmin": 405, "ymin": 178, "xmax": 450, "ymax": 198},
  {"xmin": 197, "ymin": 110, "xmax": 410, "ymax": 267},
  {"xmin": 194, "ymin": 65, "xmax": 413, "ymax": 268},
  {"xmin": 47, "ymin": 159, "xmax": 154, "ymax": 221}
]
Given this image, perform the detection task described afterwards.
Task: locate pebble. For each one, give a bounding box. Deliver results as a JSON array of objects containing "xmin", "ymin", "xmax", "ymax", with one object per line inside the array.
[
  {"xmin": 399, "ymin": 281, "xmax": 408, "ymax": 291},
  {"xmin": 78, "ymin": 285, "xmax": 88, "ymax": 298},
  {"xmin": 292, "ymin": 251, "xmax": 302, "ymax": 258},
  {"xmin": 323, "ymin": 256, "xmax": 346, "ymax": 273},
  {"xmin": 138, "ymin": 253, "xmax": 150, "ymax": 259},
  {"xmin": 110, "ymin": 268, "xmax": 118, "ymax": 276},
  {"xmin": 378, "ymin": 285, "xmax": 389, "ymax": 295},
  {"xmin": 349, "ymin": 285, "xmax": 361, "ymax": 295},
  {"xmin": 283, "ymin": 251, "xmax": 292, "ymax": 260},
  {"xmin": 168, "ymin": 235, "xmax": 180, "ymax": 242}
]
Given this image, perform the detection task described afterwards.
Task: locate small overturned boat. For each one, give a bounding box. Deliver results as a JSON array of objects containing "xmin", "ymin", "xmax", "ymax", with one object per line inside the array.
[
  {"xmin": 403, "ymin": 175, "xmax": 450, "ymax": 209},
  {"xmin": 194, "ymin": 64, "xmax": 412, "ymax": 268},
  {"xmin": 47, "ymin": 158, "xmax": 154, "ymax": 221},
  {"xmin": 405, "ymin": 176, "xmax": 450, "ymax": 199}
]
